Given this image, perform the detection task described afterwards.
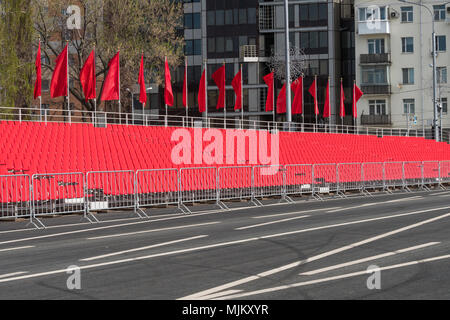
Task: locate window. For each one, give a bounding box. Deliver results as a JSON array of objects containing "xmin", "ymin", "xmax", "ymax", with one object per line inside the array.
[
  {"xmin": 185, "ymin": 39, "xmax": 201, "ymax": 56},
  {"xmin": 359, "ymin": 6, "xmax": 386, "ymax": 21},
  {"xmin": 239, "ymin": 8, "xmax": 247, "ymax": 24},
  {"xmin": 361, "ymin": 66, "xmax": 387, "ymax": 84},
  {"xmin": 42, "ymin": 80, "xmax": 50, "ymax": 92},
  {"xmin": 318, "ymin": 3, "xmax": 328, "ymax": 20},
  {"xmin": 225, "ymin": 37, "xmax": 233, "ymax": 52},
  {"xmin": 437, "ymin": 67, "xmax": 447, "ymax": 84},
  {"xmin": 440, "ymin": 97, "xmax": 448, "ymax": 113},
  {"xmin": 436, "ymin": 35, "xmax": 446, "ymax": 52},
  {"xmin": 193, "ymin": 13, "xmax": 201, "ymax": 29},
  {"xmin": 216, "ymin": 37, "xmax": 224, "ymax": 53},
  {"xmin": 225, "ymin": 9, "xmax": 233, "ymax": 25},
  {"xmin": 433, "ymin": 5, "xmax": 446, "ymax": 21},
  {"xmin": 207, "ymin": 11, "xmax": 215, "ymax": 26},
  {"xmin": 207, "ymin": 38, "xmax": 215, "ymax": 53},
  {"xmin": 402, "ymin": 37, "xmax": 414, "ymax": 53},
  {"xmin": 319, "ymin": 32, "xmax": 328, "ymax": 48},
  {"xmin": 368, "ymin": 39, "xmax": 385, "ymax": 54},
  {"xmin": 248, "ymin": 8, "xmax": 257, "ymax": 24},
  {"xmin": 184, "ymin": 14, "xmax": 192, "ymax": 29},
  {"xmin": 216, "ymin": 10, "xmax": 224, "ymax": 26},
  {"xmin": 402, "ymin": 68, "xmax": 414, "ymax": 85},
  {"xmin": 369, "ymin": 100, "xmax": 386, "ymax": 115},
  {"xmin": 310, "ymin": 31, "xmax": 318, "ymax": 48},
  {"xmin": 403, "ymin": 99, "xmax": 415, "ymax": 114},
  {"xmin": 309, "ymin": 3, "xmax": 318, "ymax": 21},
  {"xmin": 401, "ymin": 6, "xmax": 413, "ymax": 22}
]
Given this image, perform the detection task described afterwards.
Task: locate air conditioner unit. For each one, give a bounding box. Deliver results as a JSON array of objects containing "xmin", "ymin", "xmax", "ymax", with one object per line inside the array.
[{"xmin": 390, "ymin": 11, "xmax": 398, "ymax": 19}]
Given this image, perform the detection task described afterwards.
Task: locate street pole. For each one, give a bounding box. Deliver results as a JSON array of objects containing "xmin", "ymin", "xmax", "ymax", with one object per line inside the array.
[{"xmin": 284, "ymin": 0, "xmax": 292, "ymax": 123}]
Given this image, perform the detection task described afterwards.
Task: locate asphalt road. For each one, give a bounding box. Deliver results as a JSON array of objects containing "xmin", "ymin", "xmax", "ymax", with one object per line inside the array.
[{"xmin": 0, "ymin": 190, "xmax": 450, "ymax": 300}]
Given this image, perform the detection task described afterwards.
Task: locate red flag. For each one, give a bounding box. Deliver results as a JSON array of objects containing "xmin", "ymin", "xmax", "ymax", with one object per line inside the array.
[
  {"xmin": 198, "ymin": 69, "xmax": 206, "ymax": 113},
  {"xmin": 291, "ymin": 77, "xmax": 303, "ymax": 115},
  {"xmin": 340, "ymin": 80, "xmax": 345, "ymax": 118},
  {"xmin": 80, "ymin": 50, "xmax": 96, "ymax": 102},
  {"xmin": 34, "ymin": 42, "xmax": 42, "ymax": 99},
  {"xmin": 164, "ymin": 58, "xmax": 173, "ymax": 107},
  {"xmin": 183, "ymin": 60, "xmax": 188, "ymax": 108},
  {"xmin": 276, "ymin": 84, "xmax": 286, "ymax": 114},
  {"xmin": 308, "ymin": 78, "xmax": 319, "ymax": 115},
  {"xmin": 50, "ymin": 44, "xmax": 68, "ymax": 98},
  {"xmin": 138, "ymin": 54, "xmax": 147, "ymax": 105},
  {"xmin": 212, "ymin": 65, "xmax": 226, "ymax": 110},
  {"xmin": 323, "ymin": 79, "xmax": 330, "ymax": 118},
  {"xmin": 231, "ymin": 70, "xmax": 242, "ymax": 111},
  {"xmin": 101, "ymin": 51, "xmax": 120, "ymax": 101},
  {"xmin": 353, "ymin": 83, "xmax": 363, "ymax": 118},
  {"xmin": 263, "ymin": 72, "xmax": 274, "ymax": 112}
]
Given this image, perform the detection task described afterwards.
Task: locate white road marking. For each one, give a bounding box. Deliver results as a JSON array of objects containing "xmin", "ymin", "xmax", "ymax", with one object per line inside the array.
[
  {"xmin": 199, "ymin": 290, "xmax": 243, "ymax": 300},
  {"xmin": 81, "ymin": 235, "xmax": 208, "ymax": 261},
  {"xmin": 179, "ymin": 210, "xmax": 450, "ymax": 300},
  {"xmin": 1, "ymin": 207, "xmax": 449, "ymax": 286},
  {"xmin": 299, "ymin": 242, "xmax": 440, "ymax": 276},
  {"xmin": 86, "ymin": 222, "xmax": 219, "ymax": 240},
  {"xmin": 326, "ymin": 196, "xmax": 423, "ymax": 213},
  {"xmin": 0, "ymin": 246, "xmax": 34, "ymax": 253},
  {"xmin": 216, "ymin": 254, "xmax": 450, "ymax": 300},
  {"xmin": 236, "ymin": 215, "xmax": 310, "ymax": 231},
  {"xmin": 0, "ymin": 272, "xmax": 28, "ymax": 279},
  {"xmin": 252, "ymin": 207, "xmax": 341, "ymax": 219}
]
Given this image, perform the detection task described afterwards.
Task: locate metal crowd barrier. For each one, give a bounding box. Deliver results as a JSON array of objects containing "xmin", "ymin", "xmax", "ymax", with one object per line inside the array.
[
  {"xmin": 284, "ymin": 164, "xmax": 313, "ymax": 196},
  {"xmin": 362, "ymin": 162, "xmax": 384, "ymax": 191},
  {"xmin": 217, "ymin": 166, "xmax": 253, "ymax": 202},
  {"xmin": 135, "ymin": 169, "xmax": 179, "ymax": 216},
  {"xmin": 313, "ymin": 164, "xmax": 338, "ymax": 194},
  {"xmin": 0, "ymin": 174, "xmax": 31, "ymax": 220},
  {"xmin": 32, "ymin": 172, "xmax": 85, "ymax": 218},
  {"xmin": 86, "ymin": 170, "xmax": 135, "ymax": 214},
  {"xmin": 337, "ymin": 163, "xmax": 363, "ymax": 193},
  {"xmin": 179, "ymin": 167, "xmax": 218, "ymax": 204},
  {"xmin": 1, "ymin": 161, "xmax": 450, "ymax": 227}
]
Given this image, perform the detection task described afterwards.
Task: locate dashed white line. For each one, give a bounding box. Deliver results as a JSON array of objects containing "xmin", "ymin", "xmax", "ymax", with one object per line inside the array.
[
  {"xmin": 236, "ymin": 215, "xmax": 310, "ymax": 231},
  {"xmin": 252, "ymin": 207, "xmax": 341, "ymax": 219},
  {"xmin": 0, "ymin": 246, "xmax": 34, "ymax": 253}
]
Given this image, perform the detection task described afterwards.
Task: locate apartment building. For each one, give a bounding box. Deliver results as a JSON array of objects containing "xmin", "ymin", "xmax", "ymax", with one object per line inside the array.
[{"xmin": 355, "ymin": 0, "xmax": 450, "ymax": 133}]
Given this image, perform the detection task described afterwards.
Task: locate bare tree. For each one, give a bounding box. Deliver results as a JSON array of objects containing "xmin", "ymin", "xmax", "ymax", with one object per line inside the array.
[{"xmin": 267, "ymin": 46, "xmax": 307, "ymax": 82}]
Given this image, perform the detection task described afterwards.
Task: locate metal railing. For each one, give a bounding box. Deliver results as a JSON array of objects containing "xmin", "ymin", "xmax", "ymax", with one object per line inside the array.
[
  {"xmin": 0, "ymin": 106, "xmax": 443, "ymax": 142},
  {"xmin": 0, "ymin": 161, "xmax": 449, "ymax": 227}
]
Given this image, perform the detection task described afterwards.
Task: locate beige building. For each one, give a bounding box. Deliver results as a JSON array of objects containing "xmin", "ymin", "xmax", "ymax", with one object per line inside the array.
[{"xmin": 355, "ymin": 0, "xmax": 449, "ymax": 135}]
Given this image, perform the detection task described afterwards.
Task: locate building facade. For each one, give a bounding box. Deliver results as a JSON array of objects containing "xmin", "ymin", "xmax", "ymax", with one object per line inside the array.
[{"xmin": 355, "ymin": 0, "xmax": 450, "ymax": 133}]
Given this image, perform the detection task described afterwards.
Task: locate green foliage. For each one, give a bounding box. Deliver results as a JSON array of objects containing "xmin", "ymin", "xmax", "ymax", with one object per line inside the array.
[{"xmin": 0, "ymin": 0, "xmax": 35, "ymax": 111}]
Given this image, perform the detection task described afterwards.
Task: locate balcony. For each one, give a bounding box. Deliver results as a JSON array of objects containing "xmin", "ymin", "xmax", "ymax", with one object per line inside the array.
[
  {"xmin": 360, "ymin": 53, "xmax": 391, "ymax": 65},
  {"xmin": 240, "ymin": 45, "xmax": 260, "ymax": 62},
  {"xmin": 361, "ymin": 114, "xmax": 392, "ymax": 125},
  {"xmin": 361, "ymin": 84, "xmax": 391, "ymax": 95},
  {"xmin": 358, "ymin": 20, "xmax": 390, "ymax": 35}
]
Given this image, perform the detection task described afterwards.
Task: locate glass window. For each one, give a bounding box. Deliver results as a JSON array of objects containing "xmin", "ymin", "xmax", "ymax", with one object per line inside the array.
[
  {"xmin": 184, "ymin": 14, "xmax": 193, "ymax": 29},
  {"xmin": 402, "ymin": 68, "xmax": 414, "ymax": 84},
  {"xmin": 403, "ymin": 99, "xmax": 415, "ymax": 114},
  {"xmin": 185, "ymin": 40, "xmax": 193, "ymax": 55},
  {"xmin": 368, "ymin": 39, "xmax": 385, "ymax": 54},
  {"xmin": 319, "ymin": 31, "xmax": 328, "ymax": 48},
  {"xmin": 193, "ymin": 39, "xmax": 202, "ymax": 55},
  {"xmin": 436, "ymin": 35, "xmax": 446, "ymax": 52},
  {"xmin": 310, "ymin": 31, "xmax": 318, "ymax": 48},
  {"xmin": 225, "ymin": 9, "xmax": 233, "ymax": 25},
  {"xmin": 225, "ymin": 37, "xmax": 233, "ymax": 52},
  {"xmin": 369, "ymin": 100, "xmax": 386, "ymax": 115},
  {"xmin": 300, "ymin": 32, "xmax": 308, "ymax": 49},
  {"xmin": 309, "ymin": 3, "xmax": 318, "ymax": 21},
  {"xmin": 248, "ymin": 8, "xmax": 257, "ymax": 24},
  {"xmin": 361, "ymin": 66, "xmax": 387, "ymax": 84},
  {"xmin": 441, "ymin": 97, "xmax": 448, "ymax": 113},
  {"xmin": 300, "ymin": 4, "xmax": 308, "ymax": 21},
  {"xmin": 216, "ymin": 37, "xmax": 224, "ymax": 53},
  {"xmin": 193, "ymin": 13, "xmax": 201, "ymax": 29},
  {"xmin": 318, "ymin": 3, "xmax": 327, "ymax": 20},
  {"xmin": 401, "ymin": 6, "xmax": 413, "ymax": 22},
  {"xmin": 402, "ymin": 37, "xmax": 414, "ymax": 53},
  {"xmin": 207, "ymin": 11, "xmax": 215, "ymax": 26},
  {"xmin": 239, "ymin": 8, "xmax": 247, "ymax": 24},
  {"xmin": 207, "ymin": 38, "xmax": 215, "ymax": 53},
  {"xmin": 320, "ymin": 60, "xmax": 328, "ymax": 75},
  {"xmin": 437, "ymin": 67, "xmax": 447, "ymax": 84},
  {"xmin": 216, "ymin": 10, "xmax": 224, "ymax": 26},
  {"xmin": 239, "ymin": 36, "xmax": 248, "ymax": 47},
  {"xmin": 433, "ymin": 5, "xmax": 446, "ymax": 21}
]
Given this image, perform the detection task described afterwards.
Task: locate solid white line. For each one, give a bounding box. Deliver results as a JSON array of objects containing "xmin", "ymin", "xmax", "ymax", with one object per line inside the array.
[
  {"xmin": 0, "ymin": 272, "xmax": 28, "ymax": 279},
  {"xmin": 299, "ymin": 242, "xmax": 440, "ymax": 276},
  {"xmin": 252, "ymin": 207, "xmax": 341, "ymax": 219},
  {"xmin": 216, "ymin": 254, "xmax": 450, "ymax": 300},
  {"xmin": 1, "ymin": 207, "xmax": 449, "ymax": 286},
  {"xmin": 81, "ymin": 235, "xmax": 208, "ymax": 261},
  {"xmin": 236, "ymin": 215, "xmax": 310, "ymax": 231},
  {"xmin": 0, "ymin": 246, "xmax": 34, "ymax": 253},
  {"xmin": 179, "ymin": 210, "xmax": 450, "ymax": 300},
  {"xmin": 86, "ymin": 222, "xmax": 219, "ymax": 240}
]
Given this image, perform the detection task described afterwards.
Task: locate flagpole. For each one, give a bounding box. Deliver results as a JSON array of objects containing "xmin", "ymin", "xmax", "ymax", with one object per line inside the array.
[
  {"xmin": 118, "ymin": 51, "xmax": 121, "ymax": 124},
  {"xmin": 240, "ymin": 64, "xmax": 243, "ymax": 128},
  {"xmin": 38, "ymin": 37, "xmax": 42, "ymax": 122},
  {"xmin": 94, "ymin": 45, "xmax": 97, "ymax": 125},
  {"xmin": 185, "ymin": 57, "xmax": 188, "ymax": 120},
  {"xmin": 315, "ymin": 75, "xmax": 318, "ymax": 127},
  {"xmin": 301, "ymin": 74, "xmax": 304, "ymax": 125},
  {"xmin": 341, "ymin": 78, "xmax": 343, "ymax": 129},
  {"xmin": 223, "ymin": 61, "xmax": 226, "ymax": 129},
  {"xmin": 142, "ymin": 52, "xmax": 145, "ymax": 124},
  {"xmin": 328, "ymin": 76, "xmax": 331, "ymax": 129},
  {"xmin": 165, "ymin": 56, "xmax": 168, "ymax": 127},
  {"xmin": 66, "ymin": 40, "xmax": 71, "ymax": 124},
  {"xmin": 272, "ymin": 69, "xmax": 275, "ymax": 124},
  {"xmin": 205, "ymin": 59, "xmax": 208, "ymax": 126},
  {"xmin": 353, "ymin": 80, "xmax": 356, "ymax": 134}
]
